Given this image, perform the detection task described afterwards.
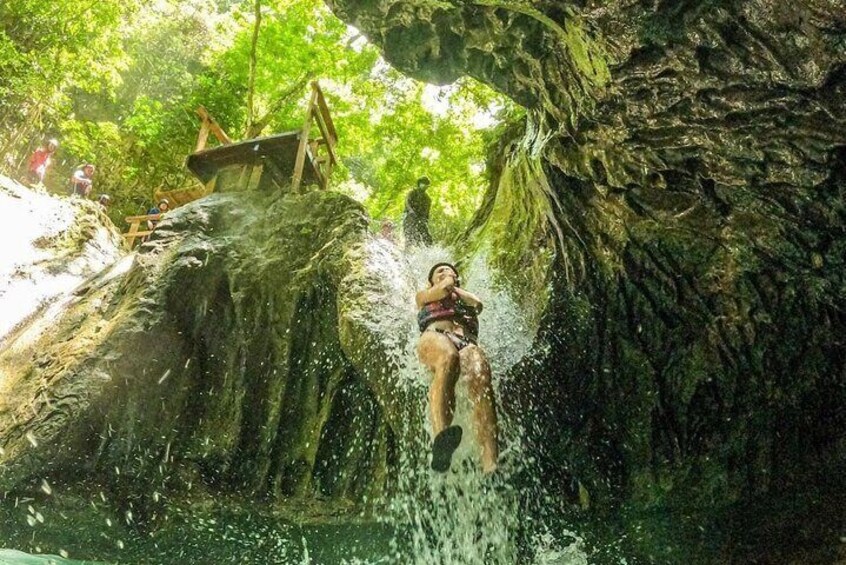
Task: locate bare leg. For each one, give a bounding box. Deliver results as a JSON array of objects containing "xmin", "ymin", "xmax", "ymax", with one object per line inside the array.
[
  {"xmin": 417, "ymin": 331, "xmax": 460, "ymax": 435},
  {"xmin": 461, "ymin": 345, "xmax": 499, "ymax": 473}
]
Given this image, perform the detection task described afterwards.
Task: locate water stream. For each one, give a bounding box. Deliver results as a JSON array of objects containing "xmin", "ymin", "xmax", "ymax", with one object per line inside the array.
[
  {"xmin": 0, "ymin": 238, "xmax": 588, "ymax": 564},
  {"xmin": 360, "ymin": 240, "xmax": 587, "ymax": 564}
]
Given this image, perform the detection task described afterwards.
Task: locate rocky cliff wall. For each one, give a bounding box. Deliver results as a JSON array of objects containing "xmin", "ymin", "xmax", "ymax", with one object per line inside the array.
[
  {"xmin": 327, "ymin": 0, "xmax": 846, "ymax": 559},
  {"xmin": 0, "ymin": 190, "xmax": 406, "ymax": 520}
]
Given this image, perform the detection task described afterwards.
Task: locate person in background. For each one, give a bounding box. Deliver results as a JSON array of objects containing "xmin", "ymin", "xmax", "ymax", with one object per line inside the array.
[
  {"xmin": 97, "ymin": 194, "xmax": 111, "ymax": 210},
  {"xmin": 70, "ymin": 164, "xmax": 95, "ymax": 197},
  {"xmin": 380, "ymin": 219, "xmax": 396, "ymax": 243},
  {"xmin": 28, "ymin": 139, "xmax": 59, "ymax": 185},
  {"xmin": 402, "ymin": 176, "xmax": 434, "ymax": 247},
  {"xmin": 146, "ymin": 198, "xmax": 170, "ymax": 232}
]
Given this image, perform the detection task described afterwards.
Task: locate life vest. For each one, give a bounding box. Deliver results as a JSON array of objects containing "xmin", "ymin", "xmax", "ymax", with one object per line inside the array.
[{"xmin": 417, "ymin": 293, "xmax": 479, "ymax": 339}]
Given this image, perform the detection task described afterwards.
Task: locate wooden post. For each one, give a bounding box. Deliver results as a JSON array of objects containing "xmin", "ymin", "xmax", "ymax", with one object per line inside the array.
[
  {"xmin": 195, "ymin": 106, "xmax": 233, "ymax": 147},
  {"xmin": 324, "ymin": 158, "xmax": 333, "ymax": 190},
  {"xmin": 310, "ymin": 82, "xmax": 338, "ymax": 177},
  {"xmin": 291, "ymin": 87, "xmax": 318, "ymax": 193},
  {"xmin": 195, "ymin": 120, "xmax": 210, "ymax": 152},
  {"xmin": 312, "ymin": 81, "xmax": 338, "ymax": 144},
  {"xmin": 125, "ymin": 220, "xmax": 141, "ymax": 248}
]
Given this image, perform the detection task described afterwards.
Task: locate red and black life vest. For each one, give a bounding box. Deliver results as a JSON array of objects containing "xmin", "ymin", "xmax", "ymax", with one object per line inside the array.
[{"xmin": 417, "ymin": 293, "xmax": 479, "ymax": 339}]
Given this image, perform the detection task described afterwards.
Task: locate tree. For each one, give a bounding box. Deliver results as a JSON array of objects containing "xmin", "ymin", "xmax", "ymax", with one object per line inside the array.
[{"xmin": 0, "ymin": 0, "xmax": 511, "ymax": 239}]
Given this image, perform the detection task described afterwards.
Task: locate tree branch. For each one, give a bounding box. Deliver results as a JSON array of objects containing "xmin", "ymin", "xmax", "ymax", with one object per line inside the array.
[{"xmin": 245, "ymin": 72, "xmax": 313, "ymax": 138}]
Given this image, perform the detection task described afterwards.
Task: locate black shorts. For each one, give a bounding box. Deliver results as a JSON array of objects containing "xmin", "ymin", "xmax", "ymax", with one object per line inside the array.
[{"xmin": 427, "ymin": 328, "xmax": 477, "ymax": 351}]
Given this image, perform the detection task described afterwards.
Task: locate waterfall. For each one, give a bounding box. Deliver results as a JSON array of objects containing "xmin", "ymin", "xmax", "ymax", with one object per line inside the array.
[
  {"xmin": 0, "ymin": 233, "xmax": 588, "ymax": 564},
  {"xmin": 361, "ymin": 238, "xmax": 588, "ymax": 564}
]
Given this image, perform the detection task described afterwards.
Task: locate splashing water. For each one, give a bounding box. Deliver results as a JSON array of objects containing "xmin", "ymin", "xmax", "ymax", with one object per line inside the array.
[
  {"xmin": 0, "ymin": 236, "xmax": 586, "ymax": 564},
  {"xmin": 361, "ymin": 238, "xmax": 587, "ymax": 564}
]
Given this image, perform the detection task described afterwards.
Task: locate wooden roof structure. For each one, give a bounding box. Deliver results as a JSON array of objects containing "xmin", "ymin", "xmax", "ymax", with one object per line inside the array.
[
  {"xmin": 185, "ymin": 81, "xmax": 338, "ymax": 194},
  {"xmin": 124, "ymin": 81, "xmax": 339, "ymax": 249}
]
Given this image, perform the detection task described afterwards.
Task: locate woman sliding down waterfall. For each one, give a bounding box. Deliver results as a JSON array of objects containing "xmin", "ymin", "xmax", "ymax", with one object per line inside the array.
[{"xmin": 415, "ymin": 262, "xmax": 499, "ymax": 474}]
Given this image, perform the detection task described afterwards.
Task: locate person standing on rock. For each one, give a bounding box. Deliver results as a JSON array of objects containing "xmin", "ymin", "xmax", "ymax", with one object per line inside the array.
[
  {"xmin": 403, "ymin": 176, "xmax": 433, "ymax": 247},
  {"xmin": 27, "ymin": 139, "xmax": 58, "ymax": 185},
  {"xmin": 416, "ymin": 262, "xmax": 499, "ymax": 474}
]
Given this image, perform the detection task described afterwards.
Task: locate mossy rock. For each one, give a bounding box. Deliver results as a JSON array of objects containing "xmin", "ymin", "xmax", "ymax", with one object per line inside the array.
[{"xmin": 0, "ymin": 190, "xmax": 409, "ymax": 518}]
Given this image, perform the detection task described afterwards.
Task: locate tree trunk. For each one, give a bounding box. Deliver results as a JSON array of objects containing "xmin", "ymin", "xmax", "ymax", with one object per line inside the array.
[{"xmin": 245, "ymin": 0, "xmax": 262, "ymax": 136}]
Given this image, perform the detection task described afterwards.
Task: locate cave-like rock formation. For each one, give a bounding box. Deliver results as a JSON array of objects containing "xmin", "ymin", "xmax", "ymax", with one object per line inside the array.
[
  {"xmin": 0, "ymin": 190, "xmax": 408, "ymax": 518},
  {"xmin": 327, "ymin": 0, "xmax": 846, "ymax": 559}
]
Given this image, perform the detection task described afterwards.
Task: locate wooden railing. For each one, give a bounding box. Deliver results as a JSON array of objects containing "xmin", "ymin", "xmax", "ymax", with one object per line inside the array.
[
  {"xmin": 292, "ymin": 81, "xmax": 338, "ymax": 192},
  {"xmin": 123, "ymin": 214, "xmax": 161, "ymax": 248}
]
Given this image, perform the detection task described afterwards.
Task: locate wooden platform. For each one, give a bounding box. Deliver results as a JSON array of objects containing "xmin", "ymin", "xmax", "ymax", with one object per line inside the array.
[
  {"xmin": 185, "ymin": 132, "xmax": 323, "ymax": 192},
  {"xmin": 185, "ymin": 81, "xmax": 337, "ymax": 194},
  {"xmin": 124, "ymin": 82, "xmax": 339, "ymax": 249}
]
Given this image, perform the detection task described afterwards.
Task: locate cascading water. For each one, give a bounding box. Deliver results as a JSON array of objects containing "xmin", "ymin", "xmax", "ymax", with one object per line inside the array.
[
  {"xmin": 360, "ymin": 237, "xmax": 588, "ymax": 564},
  {"xmin": 0, "ymin": 234, "xmax": 588, "ymax": 564}
]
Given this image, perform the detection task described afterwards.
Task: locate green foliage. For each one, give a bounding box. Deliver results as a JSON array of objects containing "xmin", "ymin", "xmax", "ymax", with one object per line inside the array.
[
  {"xmin": 0, "ymin": 0, "xmax": 510, "ymax": 237},
  {"xmin": 0, "ymin": 0, "xmax": 135, "ymax": 148}
]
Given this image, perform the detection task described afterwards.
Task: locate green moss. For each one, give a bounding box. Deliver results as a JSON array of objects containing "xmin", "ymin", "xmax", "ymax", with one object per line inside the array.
[
  {"xmin": 460, "ymin": 120, "xmax": 557, "ymax": 325},
  {"xmin": 470, "ymin": 1, "xmax": 610, "ymax": 88}
]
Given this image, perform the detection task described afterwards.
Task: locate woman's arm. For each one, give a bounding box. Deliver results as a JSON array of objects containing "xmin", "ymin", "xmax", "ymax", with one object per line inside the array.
[
  {"xmin": 415, "ymin": 276, "xmax": 455, "ymax": 308},
  {"xmin": 453, "ymin": 287, "xmax": 483, "ymax": 313}
]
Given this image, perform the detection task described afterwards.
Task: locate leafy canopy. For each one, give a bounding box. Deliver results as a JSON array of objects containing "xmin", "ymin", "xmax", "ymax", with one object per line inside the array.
[{"xmin": 0, "ymin": 0, "xmax": 515, "ymax": 239}]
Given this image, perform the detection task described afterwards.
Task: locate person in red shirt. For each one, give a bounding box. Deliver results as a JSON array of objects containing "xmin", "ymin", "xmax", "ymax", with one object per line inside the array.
[{"xmin": 28, "ymin": 139, "xmax": 59, "ymax": 184}]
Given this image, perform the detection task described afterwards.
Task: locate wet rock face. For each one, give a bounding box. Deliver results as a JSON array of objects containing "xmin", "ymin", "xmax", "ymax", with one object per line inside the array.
[
  {"xmin": 0, "ymin": 176, "xmax": 123, "ymax": 342},
  {"xmin": 326, "ymin": 0, "xmax": 610, "ymax": 128},
  {"xmin": 329, "ymin": 0, "xmax": 846, "ymax": 556},
  {"xmin": 0, "ymin": 191, "xmax": 398, "ymax": 512}
]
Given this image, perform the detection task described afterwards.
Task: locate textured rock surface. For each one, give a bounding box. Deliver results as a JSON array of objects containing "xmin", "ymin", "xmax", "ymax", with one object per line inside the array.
[
  {"xmin": 327, "ymin": 0, "xmax": 846, "ymax": 559},
  {"xmin": 0, "ymin": 190, "xmax": 404, "ymax": 516},
  {"xmin": 0, "ymin": 176, "xmax": 123, "ymax": 342}
]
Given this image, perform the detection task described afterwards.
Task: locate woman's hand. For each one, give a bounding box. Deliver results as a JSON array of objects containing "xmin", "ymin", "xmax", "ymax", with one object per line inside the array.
[
  {"xmin": 438, "ymin": 275, "xmax": 456, "ymax": 293},
  {"xmin": 453, "ymin": 286, "xmax": 483, "ymax": 312}
]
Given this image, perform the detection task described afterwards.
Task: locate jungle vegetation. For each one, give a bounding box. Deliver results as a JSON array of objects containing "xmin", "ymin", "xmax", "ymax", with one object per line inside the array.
[{"xmin": 0, "ymin": 0, "xmax": 514, "ymax": 240}]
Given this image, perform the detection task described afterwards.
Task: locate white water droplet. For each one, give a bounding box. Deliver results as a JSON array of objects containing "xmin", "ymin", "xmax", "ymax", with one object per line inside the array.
[
  {"xmin": 117, "ymin": 540, "xmax": 124, "ymax": 549},
  {"xmin": 157, "ymin": 369, "xmax": 172, "ymax": 384},
  {"xmin": 106, "ymin": 517, "xmax": 112, "ymax": 527}
]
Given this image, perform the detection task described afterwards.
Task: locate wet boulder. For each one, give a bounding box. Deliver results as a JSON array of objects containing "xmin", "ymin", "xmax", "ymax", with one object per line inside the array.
[{"xmin": 0, "ymin": 190, "xmax": 404, "ymax": 513}]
